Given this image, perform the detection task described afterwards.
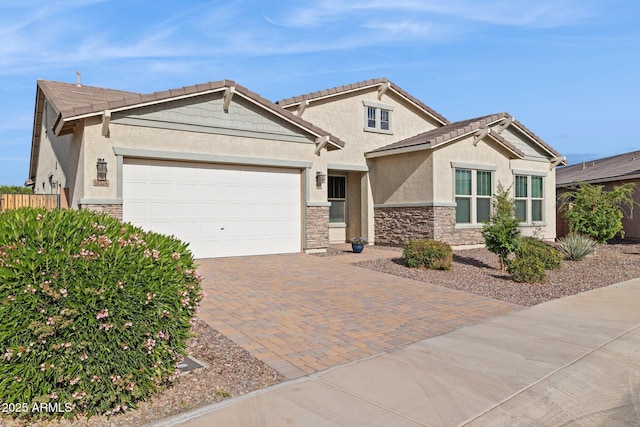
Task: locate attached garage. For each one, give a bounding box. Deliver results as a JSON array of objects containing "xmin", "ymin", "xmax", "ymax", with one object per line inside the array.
[{"xmin": 123, "ymin": 159, "xmax": 302, "ymax": 258}]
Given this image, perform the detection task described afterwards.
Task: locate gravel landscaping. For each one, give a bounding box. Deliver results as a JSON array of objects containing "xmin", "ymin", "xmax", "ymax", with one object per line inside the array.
[
  {"xmin": 5, "ymin": 240, "xmax": 639, "ymax": 426},
  {"xmin": 354, "ymin": 240, "xmax": 640, "ymax": 306}
]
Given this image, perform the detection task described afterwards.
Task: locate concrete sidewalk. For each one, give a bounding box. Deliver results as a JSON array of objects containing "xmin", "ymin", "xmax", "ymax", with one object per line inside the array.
[{"xmin": 152, "ymin": 278, "xmax": 640, "ymax": 426}]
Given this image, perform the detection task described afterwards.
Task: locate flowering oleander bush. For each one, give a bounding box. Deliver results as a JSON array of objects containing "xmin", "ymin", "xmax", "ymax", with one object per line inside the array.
[{"xmin": 0, "ymin": 208, "xmax": 204, "ymax": 420}]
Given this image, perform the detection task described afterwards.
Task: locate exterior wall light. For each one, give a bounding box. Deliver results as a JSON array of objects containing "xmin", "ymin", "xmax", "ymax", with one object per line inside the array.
[
  {"xmin": 96, "ymin": 158, "xmax": 108, "ymax": 181},
  {"xmin": 316, "ymin": 171, "xmax": 327, "ymax": 187}
]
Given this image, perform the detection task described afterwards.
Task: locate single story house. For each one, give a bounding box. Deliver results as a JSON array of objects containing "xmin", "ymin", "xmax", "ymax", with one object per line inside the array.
[
  {"xmin": 556, "ymin": 150, "xmax": 640, "ymax": 240},
  {"xmin": 28, "ymin": 77, "xmax": 566, "ymax": 258}
]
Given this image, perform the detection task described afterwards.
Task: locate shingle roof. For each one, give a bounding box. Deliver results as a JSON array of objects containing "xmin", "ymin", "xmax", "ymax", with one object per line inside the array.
[
  {"xmin": 366, "ymin": 113, "xmax": 524, "ymax": 157},
  {"xmin": 556, "ymin": 150, "xmax": 640, "ymax": 186},
  {"xmin": 38, "ymin": 80, "xmax": 141, "ymax": 119},
  {"xmin": 36, "ymin": 79, "xmax": 345, "ymax": 148},
  {"xmin": 277, "ymin": 78, "xmax": 450, "ymax": 125}
]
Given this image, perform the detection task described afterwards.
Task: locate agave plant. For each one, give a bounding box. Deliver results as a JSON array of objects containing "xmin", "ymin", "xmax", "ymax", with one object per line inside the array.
[{"xmin": 557, "ymin": 233, "xmax": 598, "ymax": 261}]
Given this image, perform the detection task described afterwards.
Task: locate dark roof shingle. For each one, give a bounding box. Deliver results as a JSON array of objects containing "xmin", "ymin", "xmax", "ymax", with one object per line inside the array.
[
  {"xmin": 557, "ymin": 150, "xmax": 640, "ymax": 186},
  {"xmin": 277, "ymin": 78, "xmax": 449, "ymax": 125},
  {"xmin": 367, "ymin": 113, "xmax": 524, "ymax": 157}
]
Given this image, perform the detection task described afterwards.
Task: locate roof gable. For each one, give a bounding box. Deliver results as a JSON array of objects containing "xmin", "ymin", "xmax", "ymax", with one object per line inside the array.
[
  {"xmin": 277, "ymin": 78, "xmax": 449, "ymax": 126},
  {"xmin": 365, "ymin": 112, "xmax": 564, "ymax": 163},
  {"xmin": 557, "ymin": 150, "xmax": 640, "ymax": 186},
  {"xmin": 366, "ymin": 113, "xmax": 523, "ymax": 158},
  {"xmin": 34, "ymin": 79, "xmax": 345, "ymax": 148},
  {"xmin": 112, "ymin": 91, "xmax": 317, "ymax": 144}
]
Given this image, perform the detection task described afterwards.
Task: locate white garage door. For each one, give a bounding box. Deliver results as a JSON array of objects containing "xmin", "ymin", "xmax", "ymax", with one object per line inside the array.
[{"xmin": 123, "ymin": 159, "xmax": 302, "ymax": 258}]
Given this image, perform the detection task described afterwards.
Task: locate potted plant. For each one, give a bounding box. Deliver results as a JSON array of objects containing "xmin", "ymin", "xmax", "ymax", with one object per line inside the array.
[{"xmin": 350, "ymin": 236, "xmax": 367, "ymax": 253}]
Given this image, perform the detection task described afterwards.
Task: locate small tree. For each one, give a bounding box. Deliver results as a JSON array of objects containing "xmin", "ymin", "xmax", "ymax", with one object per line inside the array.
[
  {"xmin": 482, "ymin": 183, "xmax": 520, "ymax": 271},
  {"xmin": 558, "ymin": 182, "xmax": 637, "ymax": 243}
]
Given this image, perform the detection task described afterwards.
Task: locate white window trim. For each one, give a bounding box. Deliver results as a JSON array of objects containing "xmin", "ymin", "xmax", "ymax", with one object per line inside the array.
[
  {"xmin": 513, "ymin": 173, "xmax": 546, "ymax": 225},
  {"xmin": 328, "ymin": 175, "xmax": 347, "ymax": 224},
  {"xmin": 453, "ymin": 167, "xmax": 495, "ymax": 226},
  {"xmin": 362, "ymin": 101, "xmax": 394, "ymax": 134}
]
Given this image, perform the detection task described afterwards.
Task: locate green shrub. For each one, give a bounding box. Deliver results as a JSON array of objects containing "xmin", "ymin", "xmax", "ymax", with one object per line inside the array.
[
  {"xmin": 557, "ymin": 232, "xmax": 598, "ymax": 261},
  {"xmin": 482, "ymin": 183, "xmax": 520, "ymax": 271},
  {"xmin": 507, "ymin": 255, "xmax": 546, "ymax": 283},
  {"xmin": 0, "ymin": 208, "xmax": 204, "ymax": 420},
  {"xmin": 558, "ymin": 182, "xmax": 636, "ymax": 243},
  {"xmin": 515, "ymin": 237, "xmax": 562, "ymax": 270},
  {"xmin": 403, "ymin": 239, "xmax": 452, "ymax": 270}
]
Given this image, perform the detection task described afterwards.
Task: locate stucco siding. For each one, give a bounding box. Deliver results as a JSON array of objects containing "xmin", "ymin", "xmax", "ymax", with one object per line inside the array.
[
  {"xmin": 288, "ymin": 89, "xmax": 441, "ymax": 166},
  {"xmin": 112, "ymin": 93, "xmax": 311, "ymax": 143},
  {"xmin": 80, "ymin": 103, "xmax": 328, "ymax": 205},
  {"xmin": 495, "ymin": 126, "xmax": 549, "ymax": 161},
  {"xmin": 430, "ymin": 135, "xmax": 513, "ymax": 203},
  {"xmin": 369, "ymin": 151, "xmax": 433, "ymax": 205},
  {"xmin": 34, "ymin": 102, "xmax": 71, "ymax": 196}
]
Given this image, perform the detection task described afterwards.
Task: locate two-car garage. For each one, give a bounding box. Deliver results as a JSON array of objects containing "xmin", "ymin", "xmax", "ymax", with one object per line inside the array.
[{"xmin": 122, "ymin": 159, "xmax": 302, "ymax": 259}]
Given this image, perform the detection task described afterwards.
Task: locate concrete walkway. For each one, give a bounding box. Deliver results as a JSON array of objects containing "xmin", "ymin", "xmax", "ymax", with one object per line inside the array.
[{"xmin": 152, "ymin": 277, "xmax": 640, "ymax": 426}]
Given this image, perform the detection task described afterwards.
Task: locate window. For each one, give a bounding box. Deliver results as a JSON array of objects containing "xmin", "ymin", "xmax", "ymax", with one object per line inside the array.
[
  {"xmin": 328, "ymin": 176, "xmax": 346, "ymax": 223},
  {"xmin": 380, "ymin": 109, "xmax": 390, "ymax": 130},
  {"xmin": 515, "ymin": 174, "xmax": 544, "ymax": 223},
  {"xmin": 367, "ymin": 107, "xmax": 376, "ymax": 128},
  {"xmin": 363, "ymin": 101, "xmax": 393, "ymax": 133},
  {"xmin": 455, "ymin": 168, "xmax": 493, "ymax": 224}
]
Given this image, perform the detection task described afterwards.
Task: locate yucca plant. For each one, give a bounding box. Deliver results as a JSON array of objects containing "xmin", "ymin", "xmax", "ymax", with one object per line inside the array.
[{"xmin": 557, "ymin": 233, "xmax": 598, "ymax": 261}]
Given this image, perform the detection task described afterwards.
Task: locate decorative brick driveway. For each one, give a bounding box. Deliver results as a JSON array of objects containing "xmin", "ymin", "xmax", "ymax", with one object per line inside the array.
[{"xmin": 196, "ymin": 250, "xmax": 520, "ymax": 379}]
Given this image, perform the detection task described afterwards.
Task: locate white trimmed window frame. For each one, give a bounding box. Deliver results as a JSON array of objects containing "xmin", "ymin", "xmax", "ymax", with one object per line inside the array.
[
  {"xmin": 363, "ymin": 101, "xmax": 393, "ymax": 134},
  {"xmin": 328, "ymin": 175, "xmax": 347, "ymax": 226},
  {"xmin": 513, "ymin": 171, "xmax": 546, "ymax": 225},
  {"xmin": 452, "ymin": 163, "xmax": 496, "ymax": 227}
]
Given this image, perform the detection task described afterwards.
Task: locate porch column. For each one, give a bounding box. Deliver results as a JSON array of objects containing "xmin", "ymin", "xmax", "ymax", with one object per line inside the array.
[{"xmin": 361, "ymin": 172, "xmax": 375, "ymax": 244}]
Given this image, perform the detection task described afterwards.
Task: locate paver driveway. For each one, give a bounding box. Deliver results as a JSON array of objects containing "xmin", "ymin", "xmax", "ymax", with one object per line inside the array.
[{"xmin": 196, "ymin": 250, "xmax": 520, "ymax": 379}]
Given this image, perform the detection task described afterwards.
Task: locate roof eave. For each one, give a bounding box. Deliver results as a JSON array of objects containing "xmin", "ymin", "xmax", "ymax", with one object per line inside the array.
[{"xmin": 52, "ymin": 81, "xmax": 345, "ymax": 150}]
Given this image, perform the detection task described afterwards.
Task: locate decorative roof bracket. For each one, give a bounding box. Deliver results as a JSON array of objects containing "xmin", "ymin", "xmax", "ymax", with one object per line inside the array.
[
  {"xmin": 101, "ymin": 110, "xmax": 111, "ymax": 137},
  {"xmin": 496, "ymin": 116, "xmax": 514, "ymax": 134},
  {"xmin": 223, "ymin": 86, "xmax": 236, "ymax": 112},
  {"xmin": 297, "ymin": 100, "xmax": 309, "ymax": 117},
  {"xmin": 377, "ymin": 82, "xmax": 391, "ymax": 100},
  {"xmin": 314, "ymin": 135, "xmax": 330, "ymax": 156},
  {"xmin": 473, "ymin": 127, "xmax": 490, "ymax": 146},
  {"xmin": 550, "ymin": 156, "xmax": 567, "ymax": 170}
]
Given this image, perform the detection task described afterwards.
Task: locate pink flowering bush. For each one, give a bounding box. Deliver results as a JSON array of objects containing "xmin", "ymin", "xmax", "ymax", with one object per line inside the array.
[{"xmin": 0, "ymin": 208, "xmax": 204, "ymax": 420}]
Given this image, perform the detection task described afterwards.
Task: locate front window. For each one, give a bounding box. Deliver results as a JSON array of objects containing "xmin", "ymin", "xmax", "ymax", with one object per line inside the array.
[
  {"xmin": 363, "ymin": 101, "xmax": 393, "ymax": 133},
  {"xmin": 455, "ymin": 168, "xmax": 493, "ymax": 224},
  {"xmin": 367, "ymin": 107, "xmax": 376, "ymax": 129},
  {"xmin": 380, "ymin": 109, "xmax": 390, "ymax": 130},
  {"xmin": 515, "ymin": 174, "xmax": 545, "ymax": 223},
  {"xmin": 328, "ymin": 176, "xmax": 346, "ymax": 223}
]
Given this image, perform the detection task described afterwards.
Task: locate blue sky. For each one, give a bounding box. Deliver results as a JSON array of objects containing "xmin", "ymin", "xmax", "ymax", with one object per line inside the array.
[{"xmin": 1, "ymin": 0, "xmax": 638, "ymax": 185}]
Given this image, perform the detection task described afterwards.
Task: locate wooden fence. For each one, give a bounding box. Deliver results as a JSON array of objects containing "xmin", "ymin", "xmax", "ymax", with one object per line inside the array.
[{"xmin": 0, "ymin": 194, "xmax": 59, "ymax": 212}]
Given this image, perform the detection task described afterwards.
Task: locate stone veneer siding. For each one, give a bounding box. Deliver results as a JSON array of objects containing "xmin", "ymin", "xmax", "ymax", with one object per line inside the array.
[
  {"xmin": 79, "ymin": 204, "xmax": 123, "ymax": 221},
  {"xmin": 374, "ymin": 205, "xmax": 484, "ymax": 246},
  {"xmin": 305, "ymin": 206, "xmax": 330, "ymax": 250}
]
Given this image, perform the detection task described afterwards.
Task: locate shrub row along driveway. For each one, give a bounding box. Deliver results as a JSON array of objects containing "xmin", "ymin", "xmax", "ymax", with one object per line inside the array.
[{"xmin": 196, "ymin": 251, "xmax": 519, "ymax": 379}]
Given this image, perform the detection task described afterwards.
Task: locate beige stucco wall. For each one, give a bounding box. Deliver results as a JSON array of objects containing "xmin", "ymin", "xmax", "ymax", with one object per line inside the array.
[
  {"xmin": 79, "ymin": 114, "xmax": 328, "ymax": 206},
  {"xmin": 368, "ymin": 151, "xmax": 433, "ymax": 204},
  {"xmin": 369, "ymin": 132, "xmax": 558, "ymax": 240},
  {"xmin": 286, "ymin": 89, "xmax": 442, "ymax": 166},
  {"xmin": 34, "ymin": 102, "xmax": 68, "ymax": 195}
]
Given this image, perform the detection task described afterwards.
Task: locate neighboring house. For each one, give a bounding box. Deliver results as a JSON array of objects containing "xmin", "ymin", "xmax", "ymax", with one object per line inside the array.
[
  {"xmin": 28, "ymin": 77, "xmax": 565, "ymax": 258},
  {"xmin": 556, "ymin": 150, "xmax": 640, "ymax": 240}
]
